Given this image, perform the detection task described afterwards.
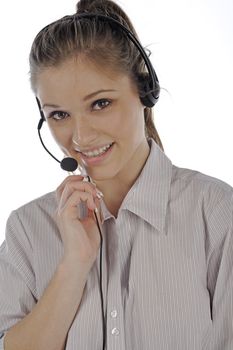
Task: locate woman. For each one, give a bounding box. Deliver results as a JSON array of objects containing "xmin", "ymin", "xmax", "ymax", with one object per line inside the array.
[{"xmin": 0, "ymin": 0, "xmax": 232, "ymax": 349}]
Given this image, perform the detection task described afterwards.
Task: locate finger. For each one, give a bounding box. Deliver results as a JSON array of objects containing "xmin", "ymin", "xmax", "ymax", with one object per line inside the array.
[
  {"xmin": 56, "ymin": 175, "xmax": 84, "ymax": 201},
  {"xmin": 58, "ymin": 191, "xmax": 97, "ymax": 219},
  {"xmin": 56, "ymin": 175, "xmax": 84, "ymax": 196},
  {"xmin": 92, "ymin": 196, "xmax": 103, "ymax": 224},
  {"xmin": 59, "ymin": 181, "xmax": 99, "ymax": 209}
]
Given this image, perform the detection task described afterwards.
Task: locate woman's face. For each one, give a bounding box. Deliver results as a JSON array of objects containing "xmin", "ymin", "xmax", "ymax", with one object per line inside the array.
[{"xmin": 36, "ymin": 57, "xmax": 149, "ymax": 182}]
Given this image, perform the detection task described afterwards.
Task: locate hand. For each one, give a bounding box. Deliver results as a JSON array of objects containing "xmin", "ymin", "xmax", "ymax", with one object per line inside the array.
[{"xmin": 54, "ymin": 175, "xmax": 102, "ymax": 273}]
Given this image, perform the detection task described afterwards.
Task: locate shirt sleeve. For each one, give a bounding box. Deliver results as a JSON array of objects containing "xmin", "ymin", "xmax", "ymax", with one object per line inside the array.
[
  {"xmin": 205, "ymin": 189, "xmax": 233, "ymax": 349},
  {"xmin": 0, "ymin": 210, "xmax": 37, "ymax": 336}
]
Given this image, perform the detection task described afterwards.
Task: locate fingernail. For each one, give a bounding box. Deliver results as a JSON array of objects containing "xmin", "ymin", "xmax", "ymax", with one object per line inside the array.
[{"xmin": 96, "ymin": 190, "xmax": 104, "ymax": 198}]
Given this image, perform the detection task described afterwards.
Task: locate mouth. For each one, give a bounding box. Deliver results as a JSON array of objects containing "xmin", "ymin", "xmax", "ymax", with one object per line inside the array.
[{"xmin": 76, "ymin": 142, "xmax": 115, "ymax": 165}]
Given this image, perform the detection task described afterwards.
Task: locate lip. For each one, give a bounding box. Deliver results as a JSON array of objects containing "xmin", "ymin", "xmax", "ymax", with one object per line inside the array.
[
  {"xmin": 79, "ymin": 142, "xmax": 114, "ymax": 166},
  {"xmin": 75, "ymin": 142, "xmax": 114, "ymax": 153}
]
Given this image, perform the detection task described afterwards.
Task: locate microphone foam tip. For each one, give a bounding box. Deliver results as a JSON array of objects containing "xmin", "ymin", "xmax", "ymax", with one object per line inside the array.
[{"xmin": 60, "ymin": 157, "xmax": 78, "ymax": 172}]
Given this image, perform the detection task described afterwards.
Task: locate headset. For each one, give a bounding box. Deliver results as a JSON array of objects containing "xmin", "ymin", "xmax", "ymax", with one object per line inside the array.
[{"xmin": 36, "ymin": 13, "xmax": 160, "ymax": 350}]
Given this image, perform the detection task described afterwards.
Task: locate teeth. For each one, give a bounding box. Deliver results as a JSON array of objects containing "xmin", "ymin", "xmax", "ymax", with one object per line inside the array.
[{"xmin": 82, "ymin": 143, "xmax": 113, "ymax": 158}]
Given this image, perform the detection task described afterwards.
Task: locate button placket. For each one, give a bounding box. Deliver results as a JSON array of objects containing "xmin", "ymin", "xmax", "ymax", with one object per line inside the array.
[{"xmin": 106, "ymin": 218, "xmax": 126, "ymax": 349}]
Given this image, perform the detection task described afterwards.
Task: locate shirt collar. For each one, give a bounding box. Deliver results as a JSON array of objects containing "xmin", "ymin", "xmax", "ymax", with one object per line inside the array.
[{"xmin": 100, "ymin": 138, "xmax": 173, "ymax": 234}]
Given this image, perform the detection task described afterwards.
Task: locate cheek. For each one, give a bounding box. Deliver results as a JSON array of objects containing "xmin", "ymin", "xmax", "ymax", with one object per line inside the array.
[
  {"xmin": 47, "ymin": 123, "xmax": 72, "ymax": 148},
  {"xmin": 110, "ymin": 106, "xmax": 143, "ymax": 138}
]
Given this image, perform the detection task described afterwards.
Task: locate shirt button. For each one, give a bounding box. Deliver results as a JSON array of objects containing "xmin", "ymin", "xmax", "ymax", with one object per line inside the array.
[
  {"xmin": 110, "ymin": 309, "xmax": 118, "ymax": 318},
  {"xmin": 111, "ymin": 327, "xmax": 120, "ymax": 336}
]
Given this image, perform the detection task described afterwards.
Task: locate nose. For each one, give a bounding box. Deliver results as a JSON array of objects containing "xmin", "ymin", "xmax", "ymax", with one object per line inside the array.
[{"xmin": 72, "ymin": 116, "xmax": 98, "ymax": 146}]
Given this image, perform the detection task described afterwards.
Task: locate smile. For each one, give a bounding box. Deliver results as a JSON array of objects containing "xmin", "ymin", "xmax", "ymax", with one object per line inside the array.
[
  {"xmin": 81, "ymin": 142, "xmax": 114, "ymax": 158},
  {"xmin": 78, "ymin": 142, "xmax": 115, "ymax": 166}
]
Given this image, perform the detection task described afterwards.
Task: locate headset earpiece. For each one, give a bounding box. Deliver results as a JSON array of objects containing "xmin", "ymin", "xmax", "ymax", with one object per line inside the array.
[{"xmin": 137, "ymin": 72, "xmax": 160, "ymax": 108}]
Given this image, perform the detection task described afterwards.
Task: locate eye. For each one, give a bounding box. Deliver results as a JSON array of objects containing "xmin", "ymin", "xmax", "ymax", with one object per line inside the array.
[
  {"xmin": 48, "ymin": 111, "xmax": 69, "ymax": 121},
  {"xmin": 92, "ymin": 99, "xmax": 111, "ymax": 110}
]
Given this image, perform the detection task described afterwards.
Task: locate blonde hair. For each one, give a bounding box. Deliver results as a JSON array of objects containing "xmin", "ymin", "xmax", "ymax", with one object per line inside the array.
[{"xmin": 29, "ymin": 0, "xmax": 164, "ymax": 151}]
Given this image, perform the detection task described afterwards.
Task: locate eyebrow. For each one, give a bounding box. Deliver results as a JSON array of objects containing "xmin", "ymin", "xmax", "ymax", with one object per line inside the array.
[{"xmin": 42, "ymin": 89, "xmax": 117, "ymax": 109}]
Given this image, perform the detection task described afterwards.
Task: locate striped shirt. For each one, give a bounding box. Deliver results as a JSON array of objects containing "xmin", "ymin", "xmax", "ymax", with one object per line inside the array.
[{"xmin": 0, "ymin": 138, "xmax": 233, "ymax": 349}]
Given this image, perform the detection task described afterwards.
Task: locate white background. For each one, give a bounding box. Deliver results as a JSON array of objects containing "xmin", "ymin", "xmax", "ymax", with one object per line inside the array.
[{"xmin": 0, "ymin": 0, "xmax": 232, "ymax": 243}]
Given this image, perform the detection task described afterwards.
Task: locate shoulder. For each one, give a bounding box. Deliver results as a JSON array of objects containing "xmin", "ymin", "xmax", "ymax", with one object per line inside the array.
[
  {"xmin": 172, "ymin": 163, "xmax": 233, "ymax": 190},
  {"xmin": 14, "ymin": 191, "xmax": 57, "ymax": 216},
  {"xmin": 171, "ymin": 165, "xmax": 233, "ymax": 242},
  {"xmin": 6, "ymin": 191, "xmax": 57, "ymax": 234},
  {"xmin": 171, "ymin": 164, "xmax": 233, "ymax": 201}
]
